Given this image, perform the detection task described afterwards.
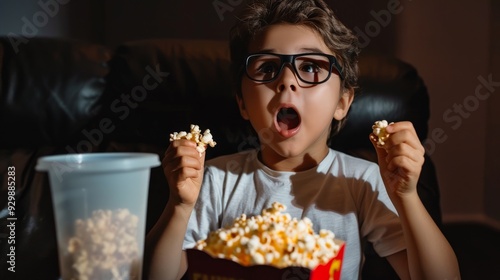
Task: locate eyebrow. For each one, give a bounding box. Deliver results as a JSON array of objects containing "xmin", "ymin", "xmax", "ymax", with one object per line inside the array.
[
  {"xmin": 256, "ymin": 47, "xmax": 329, "ymax": 54},
  {"xmin": 300, "ymin": 47, "xmax": 327, "ymax": 53}
]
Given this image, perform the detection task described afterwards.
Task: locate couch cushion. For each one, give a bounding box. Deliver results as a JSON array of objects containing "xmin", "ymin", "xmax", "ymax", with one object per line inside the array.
[{"xmin": 0, "ymin": 37, "xmax": 111, "ymax": 148}]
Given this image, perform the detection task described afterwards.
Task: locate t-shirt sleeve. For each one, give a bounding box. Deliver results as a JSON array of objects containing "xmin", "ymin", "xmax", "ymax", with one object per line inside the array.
[
  {"xmin": 359, "ymin": 166, "xmax": 406, "ymax": 257},
  {"xmin": 182, "ymin": 166, "xmax": 222, "ymax": 250}
]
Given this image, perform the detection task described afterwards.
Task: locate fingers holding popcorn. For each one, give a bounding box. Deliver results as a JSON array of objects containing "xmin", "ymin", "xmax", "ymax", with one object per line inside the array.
[
  {"xmin": 370, "ymin": 121, "xmax": 425, "ymax": 195},
  {"xmin": 164, "ymin": 124, "xmax": 216, "ymax": 206},
  {"xmin": 371, "ymin": 121, "xmax": 423, "ymax": 153},
  {"xmin": 377, "ymin": 123, "xmax": 424, "ymax": 159},
  {"xmin": 163, "ymin": 140, "xmax": 205, "ymax": 205},
  {"xmin": 164, "ymin": 140, "xmax": 204, "ymax": 178}
]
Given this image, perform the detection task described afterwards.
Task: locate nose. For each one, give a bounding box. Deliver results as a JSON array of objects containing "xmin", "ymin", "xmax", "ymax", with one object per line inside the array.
[{"xmin": 276, "ymin": 64, "xmax": 297, "ymax": 93}]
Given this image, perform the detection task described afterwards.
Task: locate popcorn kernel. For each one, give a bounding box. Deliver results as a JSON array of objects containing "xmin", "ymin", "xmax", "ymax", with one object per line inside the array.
[
  {"xmin": 170, "ymin": 124, "xmax": 217, "ymax": 156},
  {"xmin": 66, "ymin": 209, "xmax": 140, "ymax": 280},
  {"xmin": 195, "ymin": 202, "xmax": 341, "ymax": 270},
  {"xmin": 372, "ymin": 120, "xmax": 394, "ymax": 146}
]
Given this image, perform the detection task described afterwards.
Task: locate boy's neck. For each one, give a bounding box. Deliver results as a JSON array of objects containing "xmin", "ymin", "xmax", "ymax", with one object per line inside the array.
[{"xmin": 257, "ymin": 147, "xmax": 329, "ymax": 172}]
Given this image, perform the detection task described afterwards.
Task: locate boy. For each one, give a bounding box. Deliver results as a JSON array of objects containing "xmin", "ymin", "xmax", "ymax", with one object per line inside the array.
[{"xmin": 146, "ymin": 0, "xmax": 460, "ymax": 279}]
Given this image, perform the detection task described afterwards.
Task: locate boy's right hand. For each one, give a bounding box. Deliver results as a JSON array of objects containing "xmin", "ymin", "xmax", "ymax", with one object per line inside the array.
[{"xmin": 162, "ymin": 139, "xmax": 206, "ymax": 207}]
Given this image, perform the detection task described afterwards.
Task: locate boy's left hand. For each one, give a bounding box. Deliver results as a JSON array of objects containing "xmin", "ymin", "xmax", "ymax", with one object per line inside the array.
[{"xmin": 370, "ymin": 121, "xmax": 425, "ymax": 198}]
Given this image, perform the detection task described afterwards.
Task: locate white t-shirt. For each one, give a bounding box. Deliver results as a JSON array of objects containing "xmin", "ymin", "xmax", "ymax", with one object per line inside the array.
[{"xmin": 183, "ymin": 148, "xmax": 405, "ymax": 279}]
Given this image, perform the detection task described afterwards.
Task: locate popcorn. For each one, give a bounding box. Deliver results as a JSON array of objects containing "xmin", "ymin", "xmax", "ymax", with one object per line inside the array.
[
  {"xmin": 66, "ymin": 209, "xmax": 140, "ymax": 280},
  {"xmin": 194, "ymin": 202, "xmax": 341, "ymax": 270},
  {"xmin": 170, "ymin": 124, "xmax": 217, "ymax": 156},
  {"xmin": 372, "ymin": 120, "xmax": 394, "ymax": 146}
]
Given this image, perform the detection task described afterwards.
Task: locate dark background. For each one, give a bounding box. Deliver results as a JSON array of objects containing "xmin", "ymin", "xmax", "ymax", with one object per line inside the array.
[{"xmin": 0, "ymin": 0, "xmax": 499, "ymax": 229}]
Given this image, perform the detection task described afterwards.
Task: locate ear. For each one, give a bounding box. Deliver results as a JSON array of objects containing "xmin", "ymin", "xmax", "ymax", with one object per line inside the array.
[
  {"xmin": 236, "ymin": 95, "xmax": 250, "ymax": 120},
  {"xmin": 333, "ymin": 88, "xmax": 354, "ymax": 120}
]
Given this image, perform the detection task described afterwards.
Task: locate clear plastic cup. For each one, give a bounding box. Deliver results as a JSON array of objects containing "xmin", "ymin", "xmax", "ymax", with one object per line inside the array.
[{"xmin": 36, "ymin": 152, "xmax": 160, "ymax": 280}]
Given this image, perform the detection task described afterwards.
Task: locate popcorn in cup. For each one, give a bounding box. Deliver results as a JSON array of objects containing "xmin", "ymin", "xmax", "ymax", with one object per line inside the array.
[{"xmin": 36, "ymin": 153, "xmax": 160, "ymax": 280}]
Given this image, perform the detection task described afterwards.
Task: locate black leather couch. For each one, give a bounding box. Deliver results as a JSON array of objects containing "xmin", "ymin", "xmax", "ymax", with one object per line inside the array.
[{"xmin": 0, "ymin": 37, "xmax": 441, "ymax": 279}]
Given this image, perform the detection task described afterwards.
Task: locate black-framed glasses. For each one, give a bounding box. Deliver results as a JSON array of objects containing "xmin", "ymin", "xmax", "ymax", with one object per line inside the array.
[{"xmin": 245, "ymin": 53, "xmax": 344, "ymax": 84}]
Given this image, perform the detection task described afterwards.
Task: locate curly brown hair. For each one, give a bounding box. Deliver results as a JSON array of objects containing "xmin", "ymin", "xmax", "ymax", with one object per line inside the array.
[{"xmin": 229, "ymin": 0, "xmax": 360, "ymax": 136}]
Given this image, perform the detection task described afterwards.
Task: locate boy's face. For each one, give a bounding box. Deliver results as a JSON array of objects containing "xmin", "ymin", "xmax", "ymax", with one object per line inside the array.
[{"xmin": 237, "ymin": 23, "xmax": 353, "ymax": 170}]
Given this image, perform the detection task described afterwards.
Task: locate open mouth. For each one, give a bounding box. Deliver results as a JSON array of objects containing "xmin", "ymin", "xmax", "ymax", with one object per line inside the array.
[{"xmin": 276, "ymin": 107, "xmax": 301, "ymax": 132}]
